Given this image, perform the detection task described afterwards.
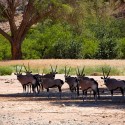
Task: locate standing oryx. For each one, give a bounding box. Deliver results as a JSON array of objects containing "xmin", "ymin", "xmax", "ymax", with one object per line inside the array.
[
  {"xmin": 14, "ymin": 65, "xmax": 37, "ymax": 94},
  {"xmin": 64, "ymin": 66, "xmax": 79, "ymax": 98},
  {"xmin": 43, "ymin": 65, "xmax": 58, "ymax": 79},
  {"xmin": 39, "ymin": 77, "xmax": 64, "ymax": 99},
  {"xmin": 39, "ymin": 65, "xmax": 64, "ymax": 98},
  {"xmin": 23, "ymin": 63, "xmax": 40, "ymax": 93},
  {"xmin": 33, "ymin": 65, "xmax": 58, "ymax": 92},
  {"xmin": 101, "ymin": 67, "xmax": 125, "ymax": 99},
  {"xmin": 76, "ymin": 67, "xmax": 100, "ymax": 102}
]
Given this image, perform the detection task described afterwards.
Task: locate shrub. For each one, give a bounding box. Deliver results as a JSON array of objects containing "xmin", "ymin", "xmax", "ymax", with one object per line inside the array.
[
  {"xmin": 79, "ymin": 65, "xmax": 121, "ymax": 76},
  {"xmin": 116, "ymin": 38, "xmax": 125, "ymax": 59},
  {"xmin": 0, "ymin": 66, "xmax": 13, "ymax": 76},
  {"xmin": 80, "ymin": 38, "xmax": 99, "ymax": 59},
  {"xmin": 0, "ymin": 35, "xmax": 11, "ymax": 60}
]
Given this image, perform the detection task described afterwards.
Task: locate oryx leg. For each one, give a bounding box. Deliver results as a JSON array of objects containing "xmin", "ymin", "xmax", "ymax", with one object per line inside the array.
[
  {"xmin": 58, "ymin": 86, "xmax": 62, "ymax": 99},
  {"xmin": 120, "ymin": 88, "xmax": 124, "ymax": 96},
  {"xmin": 110, "ymin": 90, "xmax": 113, "ymax": 101},
  {"xmin": 23, "ymin": 85, "xmax": 26, "ymax": 93},
  {"xmin": 26, "ymin": 84, "xmax": 29, "ymax": 94},
  {"xmin": 120, "ymin": 88, "xmax": 124, "ymax": 99},
  {"xmin": 89, "ymin": 90, "xmax": 92, "ymax": 97},
  {"xmin": 84, "ymin": 90, "xmax": 87, "ymax": 100},
  {"xmin": 93, "ymin": 90, "xmax": 97, "ymax": 102},
  {"xmin": 27, "ymin": 83, "xmax": 31, "ymax": 94},
  {"xmin": 97, "ymin": 88, "xmax": 100, "ymax": 99},
  {"xmin": 47, "ymin": 88, "xmax": 50, "ymax": 98},
  {"xmin": 32, "ymin": 84, "xmax": 37, "ymax": 96},
  {"xmin": 76, "ymin": 84, "xmax": 80, "ymax": 97},
  {"xmin": 70, "ymin": 87, "xmax": 74, "ymax": 99},
  {"xmin": 36, "ymin": 85, "xmax": 40, "ymax": 94},
  {"xmin": 39, "ymin": 84, "xmax": 44, "ymax": 92},
  {"xmin": 72, "ymin": 88, "xmax": 77, "ymax": 99},
  {"xmin": 82, "ymin": 90, "xmax": 87, "ymax": 102},
  {"xmin": 30, "ymin": 84, "xmax": 32, "ymax": 93},
  {"xmin": 74, "ymin": 88, "xmax": 77, "ymax": 99}
]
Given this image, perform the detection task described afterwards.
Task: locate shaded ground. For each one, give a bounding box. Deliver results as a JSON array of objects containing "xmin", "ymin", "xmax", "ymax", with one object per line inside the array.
[{"xmin": 0, "ymin": 74, "xmax": 125, "ymax": 125}]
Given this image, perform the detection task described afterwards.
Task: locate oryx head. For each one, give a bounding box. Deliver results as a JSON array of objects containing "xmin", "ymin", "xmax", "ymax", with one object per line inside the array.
[
  {"xmin": 50, "ymin": 65, "xmax": 58, "ymax": 75},
  {"xmin": 23, "ymin": 63, "xmax": 32, "ymax": 75},
  {"xmin": 64, "ymin": 66, "xmax": 71, "ymax": 82},
  {"xmin": 14, "ymin": 65, "xmax": 23, "ymax": 77},
  {"xmin": 64, "ymin": 66, "xmax": 78, "ymax": 91},
  {"xmin": 76, "ymin": 66, "xmax": 85, "ymax": 79},
  {"xmin": 101, "ymin": 67, "xmax": 111, "ymax": 83}
]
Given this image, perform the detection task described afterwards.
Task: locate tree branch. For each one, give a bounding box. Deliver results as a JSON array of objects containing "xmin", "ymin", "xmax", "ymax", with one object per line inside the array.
[
  {"xmin": 19, "ymin": 8, "xmax": 55, "ymax": 43},
  {"xmin": 0, "ymin": 0, "xmax": 17, "ymax": 36},
  {"xmin": 6, "ymin": 0, "xmax": 17, "ymax": 36},
  {"xmin": 0, "ymin": 28, "xmax": 12, "ymax": 42},
  {"xmin": 14, "ymin": 1, "xmax": 41, "ymax": 42}
]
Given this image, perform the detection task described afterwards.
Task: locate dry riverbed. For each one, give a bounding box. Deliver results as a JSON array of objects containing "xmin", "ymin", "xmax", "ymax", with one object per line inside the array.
[{"xmin": 0, "ymin": 74, "xmax": 125, "ymax": 125}]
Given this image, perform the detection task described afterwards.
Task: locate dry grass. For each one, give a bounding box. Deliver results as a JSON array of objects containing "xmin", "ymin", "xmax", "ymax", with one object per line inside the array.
[
  {"xmin": 0, "ymin": 59, "xmax": 125, "ymax": 75},
  {"xmin": 0, "ymin": 59, "xmax": 125, "ymax": 67}
]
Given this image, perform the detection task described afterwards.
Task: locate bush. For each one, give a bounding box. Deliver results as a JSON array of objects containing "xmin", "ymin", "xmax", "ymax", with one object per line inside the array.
[
  {"xmin": 0, "ymin": 66, "xmax": 13, "ymax": 76},
  {"xmin": 116, "ymin": 38, "xmax": 125, "ymax": 59},
  {"xmin": 0, "ymin": 35, "xmax": 11, "ymax": 60},
  {"xmin": 80, "ymin": 38, "xmax": 99, "ymax": 59},
  {"xmin": 83, "ymin": 18, "xmax": 125, "ymax": 59},
  {"xmin": 19, "ymin": 18, "xmax": 125, "ymax": 59},
  {"xmin": 82, "ymin": 65, "xmax": 121, "ymax": 76}
]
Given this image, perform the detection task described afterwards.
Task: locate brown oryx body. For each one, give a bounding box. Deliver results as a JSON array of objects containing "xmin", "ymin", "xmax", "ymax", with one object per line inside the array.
[
  {"xmin": 101, "ymin": 67, "xmax": 125, "ymax": 98},
  {"xmin": 64, "ymin": 66, "xmax": 79, "ymax": 98},
  {"xmin": 15, "ymin": 65, "xmax": 36, "ymax": 94},
  {"xmin": 76, "ymin": 67, "xmax": 100, "ymax": 102},
  {"xmin": 33, "ymin": 65, "xmax": 58, "ymax": 92},
  {"xmin": 40, "ymin": 77, "xmax": 64, "ymax": 99},
  {"xmin": 78, "ymin": 77, "xmax": 99, "ymax": 101}
]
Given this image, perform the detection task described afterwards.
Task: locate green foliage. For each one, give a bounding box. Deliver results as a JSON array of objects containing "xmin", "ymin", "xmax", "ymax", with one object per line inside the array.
[
  {"xmin": 37, "ymin": 23, "xmax": 73, "ymax": 58},
  {"xmin": 50, "ymin": 39, "xmax": 82, "ymax": 59},
  {"xmin": 1, "ymin": 1, "xmax": 125, "ymax": 60},
  {"xmin": 23, "ymin": 22, "xmax": 83, "ymax": 59},
  {"xmin": 84, "ymin": 65, "xmax": 121, "ymax": 76},
  {"xmin": 22, "ymin": 39, "xmax": 41, "ymax": 59},
  {"xmin": 83, "ymin": 18, "xmax": 125, "ymax": 59},
  {"xmin": 22, "ymin": 27, "xmax": 43, "ymax": 59},
  {"xmin": 55, "ymin": 65, "xmax": 121, "ymax": 76},
  {"xmin": 116, "ymin": 38, "xmax": 125, "ymax": 59},
  {"xmin": 0, "ymin": 35, "xmax": 11, "ymax": 60},
  {"xmin": 80, "ymin": 38, "xmax": 99, "ymax": 59},
  {"xmin": 100, "ymin": 65, "xmax": 121, "ymax": 76},
  {"xmin": 0, "ymin": 66, "xmax": 13, "ymax": 76},
  {"xmin": 21, "ymin": 16, "xmax": 125, "ymax": 59}
]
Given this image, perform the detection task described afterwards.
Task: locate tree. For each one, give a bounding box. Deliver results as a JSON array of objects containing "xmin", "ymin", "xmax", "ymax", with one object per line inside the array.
[{"xmin": 0, "ymin": 0, "xmax": 72, "ymax": 59}]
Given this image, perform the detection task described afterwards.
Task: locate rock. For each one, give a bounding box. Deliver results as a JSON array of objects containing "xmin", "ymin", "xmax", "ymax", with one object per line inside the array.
[
  {"xmin": 49, "ymin": 121, "xmax": 52, "ymax": 124},
  {"xmin": 61, "ymin": 104, "xmax": 65, "ymax": 107}
]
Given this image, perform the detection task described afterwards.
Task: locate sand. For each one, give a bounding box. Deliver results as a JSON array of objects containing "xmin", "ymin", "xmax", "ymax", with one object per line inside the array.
[{"xmin": 0, "ymin": 74, "xmax": 125, "ymax": 125}]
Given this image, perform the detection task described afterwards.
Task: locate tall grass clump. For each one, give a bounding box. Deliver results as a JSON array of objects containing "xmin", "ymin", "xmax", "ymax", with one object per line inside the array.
[
  {"xmin": 85, "ymin": 65, "xmax": 121, "ymax": 76},
  {"xmin": 51, "ymin": 65, "xmax": 122, "ymax": 76},
  {"xmin": 2, "ymin": 63, "xmax": 122, "ymax": 76},
  {"xmin": 0, "ymin": 66, "xmax": 13, "ymax": 76},
  {"xmin": 57, "ymin": 66, "xmax": 77, "ymax": 75},
  {"xmin": 57, "ymin": 66, "xmax": 65, "ymax": 74},
  {"xmin": 31, "ymin": 68, "xmax": 50, "ymax": 74}
]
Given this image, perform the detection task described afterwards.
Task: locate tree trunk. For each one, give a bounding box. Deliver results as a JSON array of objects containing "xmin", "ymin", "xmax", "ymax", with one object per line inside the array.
[{"xmin": 11, "ymin": 41, "xmax": 22, "ymax": 60}]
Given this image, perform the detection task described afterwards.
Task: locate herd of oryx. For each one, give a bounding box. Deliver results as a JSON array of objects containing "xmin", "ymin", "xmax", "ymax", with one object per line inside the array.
[{"xmin": 14, "ymin": 64, "xmax": 125, "ymax": 102}]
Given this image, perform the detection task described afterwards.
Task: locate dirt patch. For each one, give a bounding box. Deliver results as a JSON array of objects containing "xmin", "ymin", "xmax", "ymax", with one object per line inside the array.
[{"xmin": 0, "ymin": 74, "xmax": 125, "ymax": 125}]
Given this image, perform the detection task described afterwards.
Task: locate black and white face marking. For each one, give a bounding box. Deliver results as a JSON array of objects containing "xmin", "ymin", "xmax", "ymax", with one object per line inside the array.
[{"xmin": 101, "ymin": 77, "xmax": 110, "ymax": 84}]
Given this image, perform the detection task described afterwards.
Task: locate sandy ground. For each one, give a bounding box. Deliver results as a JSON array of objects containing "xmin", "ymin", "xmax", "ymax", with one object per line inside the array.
[{"xmin": 0, "ymin": 74, "xmax": 125, "ymax": 125}]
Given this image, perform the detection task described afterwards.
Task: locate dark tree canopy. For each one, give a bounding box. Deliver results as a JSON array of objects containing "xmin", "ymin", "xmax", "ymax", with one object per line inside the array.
[
  {"xmin": 0, "ymin": 0, "xmax": 125, "ymax": 60},
  {"xmin": 0, "ymin": 0, "xmax": 73, "ymax": 59}
]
